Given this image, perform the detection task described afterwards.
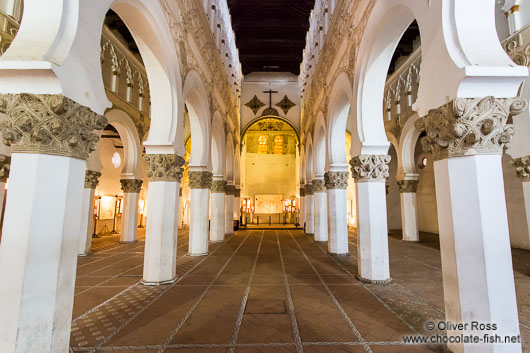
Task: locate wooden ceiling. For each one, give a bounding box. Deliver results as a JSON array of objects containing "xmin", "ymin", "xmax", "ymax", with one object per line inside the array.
[{"xmin": 227, "ymin": 0, "xmax": 315, "ymax": 75}]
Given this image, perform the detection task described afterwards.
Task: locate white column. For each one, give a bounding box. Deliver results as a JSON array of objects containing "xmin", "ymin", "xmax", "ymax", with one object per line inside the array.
[
  {"xmin": 397, "ymin": 179, "xmax": 419, "ymax": 242},
  {"xmin": 177, "ymin": 188, "xmax": 183, "ymax": 228},
  {"xmin": 78, "ymin": 170, "xmax": 100, "ymax": 256},
  {"xmin": 417, "ymin": 97, "xmax": 525, "ymax": 353},
  {"xmin": 325, "ymin": 170, "xmax": 349, "ymax": 255},
  {"xmin": 234, "ymin": 187, "xmax": 241, "ymax": 225},
  {"xmin": 351, "ymin": 155, "xmax": 391, "ymax": 284},
  {"xmin": 313, "ymin": 179, "xmax": 328, "ymax": 242},
  {"xmin": 225, "ymin": 184, "xmax": 235, "ymax": 235},
  {"xmin": 210, "ymin": 179, "xmax": 226, "ymax": 243},
  {"xmin": 0, "ymin": 93, "xmax": 107, "ymax": 353},
  {"xmin": 188, "ymin": 170, "xmax": 212, "ymax": 256},
  {"xmin": 305, "ymin": 183, "xmax": 314, "ymax": 234},
  {"xmin": 299, "ymin": 187, "xmax": 305, "ymax": 227},
  {"xmin": 142, "ymin": 154, "xmax": 184, "ymax": 285},
  {"xmin": 120, "ymin": 179, "xmax": 142, "ymax": 243}
]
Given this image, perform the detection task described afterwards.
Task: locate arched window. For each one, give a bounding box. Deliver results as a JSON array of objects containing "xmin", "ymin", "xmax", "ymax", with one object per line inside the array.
[
  {"xmin": 258, "ymin": 135, "xmax": 268, "ymax": 154},
  {"xmin": 274, "ymin": 135, "xmax": 284, "ymax": 154}
]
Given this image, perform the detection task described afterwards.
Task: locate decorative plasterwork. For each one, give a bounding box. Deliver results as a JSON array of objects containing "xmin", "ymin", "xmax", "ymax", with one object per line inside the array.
[
  {"xmin": 276, "ymin": 95, "xmax": 296, "ymax": 115},
  {"xmin": 0, "ymin": 154, "xmax": 10, "ymax": 183},
  {"xmin": 350, "ymin": 155, "xmax": 391, "ymax": 182},
  {"xmin": 299, "ymin": 187, "xmax": 306, "ymax": 197},
  {"xmin": 511, "ymin": 156, "xmax": 530, "ymax": 180},
  {"xmin": 188, "ymin": 171, "xmax": 213, "ymax": 189},
  {"xmin": 414, "ymin": 97, "xmax": 527, "ymax": 160},
  {"xmin": 324, "ymin": 171, "xmax": 349, "ymax": 189},
  {"xmin": 245, "ymin": 95, "xmax": 266, "ymax": 115},
  {"xmin": 397, "ymin": 179, "xmax": 418, "ymax": 193},
  {"xmin": 225, "ymin": 184, "xmax": 235, "ymax": 195},
  {"xmin": 312, "ymin": 179, "xmax": 326, "ymax": 192},
  {"xmin": 120, "ymin": 179, "xmax": 143, "ymax": 193},
  {"xmin": 210, "ymin": 180, "xmax": 227, "ymax": 193},
  {"xmin": 85, "ymin": 170, "xmax": 101, "ymax": 189},
  {"xmin": 0, "ymin": 94, "xmax": 108, "ymax": 160},
  {"xmin": 144, "ymin": 154, "xmax": 185, "ymax": 182},
  {"xmin": 305, "ymin": 184, "xmax": 314, "ymax": 195}
]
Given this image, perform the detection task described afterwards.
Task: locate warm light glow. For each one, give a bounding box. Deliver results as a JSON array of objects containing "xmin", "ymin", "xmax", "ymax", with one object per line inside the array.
[
  {"xmin": 138, "ymin": 199, "xmax": 145, "ymax": 214},
  {"xmin": 112, "ymin": 152, "xmax": 122, "ymax": 169},
  {"xmin": 273, "ymin": 135, "xmax": 284, "ymax": 154},
  {"xmin": 257, "ymin": 135, "xmax": 268, "ymax": 154}
]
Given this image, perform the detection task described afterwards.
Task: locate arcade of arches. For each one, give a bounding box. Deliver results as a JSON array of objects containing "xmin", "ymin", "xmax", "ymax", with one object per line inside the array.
[{"xmin": 2, "ymin": 1, "xmax": 530, "ymax": 353}]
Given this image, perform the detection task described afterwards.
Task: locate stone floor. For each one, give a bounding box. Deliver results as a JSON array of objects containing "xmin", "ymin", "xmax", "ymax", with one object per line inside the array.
[{"xmin": 70, "ymin": 228, "xmax": 530, "ymax": 353}]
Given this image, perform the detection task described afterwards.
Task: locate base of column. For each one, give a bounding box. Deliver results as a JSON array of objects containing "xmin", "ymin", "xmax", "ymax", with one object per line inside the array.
[
  {"xmin": 328, "ymin": 252, "xmax": 350, "ymax": 257},
  {"xmin": 402, "ymin": 238, "xmax": 420, "ymax": 242},
  {"xmin": 140, "ymin": 277, "xmax": 178, "ymax": 286},
  {"xmin": 78, "ymin": 251, "xmax": 93, "ymax": 257},
  {"xmin": 305, "ymin": 232, "xmax": 314, "ymax": 235},
  {"xmin": 209, "ymin": 240, "xmax": 224, "ymax": 244},
  {"xmin": 187, "ymin": 252, "xmax": 209, "ymax": 257},
  {"xmin": 355, "ymin": 275, "xmax": 393, "ymax": 285},
  {"xmin": 225, "ymin": 233, "xmax": 234, "ymax": 236},
  {"xmin": 120, "ymin": 240, "xmax": 138, "ymax": 244},
  {"xmin": 315, "ymin": 240, "xmax": 328, "ymax": 244}
]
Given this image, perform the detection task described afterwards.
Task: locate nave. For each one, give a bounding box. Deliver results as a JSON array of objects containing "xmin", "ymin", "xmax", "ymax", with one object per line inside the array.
[{"xmin": 70, "ymin": 229, "xmax": 530, "ymax": 353}]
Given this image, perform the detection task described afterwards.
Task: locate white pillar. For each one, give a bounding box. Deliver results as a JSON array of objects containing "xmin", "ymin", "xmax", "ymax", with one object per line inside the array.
[
  {"xmin": 397, "ymin": 179, "xmax": 419, "ymax": 242},
  {"xmin": 0, "ymin": 93, "xmax": 107, "ymax": 353},
  {"xmin": 142, "ymin": 154, "xmax": 184, "ymax": 285},
  {"xmin": 313, "ymin": 178, "xmax": 328, "ymax": 242},
  {"xmin": 78, "ymin": 170, "xmax": 100, "ymax": 256},
  {"xmin": 417, "ymin": 97, "xmax": 525, "ymax": 353},
  {"xmin": 234, "ymin": 187, "xmax": 241, "ymax": 225},
  {"xmin": 177, "ymin": 188, "xmax": 183, "ymax": 228},
  {"xmin": 305, "ymin": 183, "xmax": 314, "ymax": 234},
  {"xmin": 325, "ymin": 170, "xmax": 349, "ymax": 255},
  {"xmin": 188, "ymin": 170, "xmax": 212, "ymax": 256},
  {"xmin": 210, "ymin": 179, "xmax": 226, "ymax": 243},
  {"xmin": 120, "ymin": 179, "xmax": 142, "ymax": 243},
  {"xmin": 225, "ymin": 184, "xmax": 235, "ymax": 235},
  {"xmin": 299, "ymin": 187, "xmax": 305, "ymax": 227},
  {"xmin": 351, "ymin": 155, "xmax": 391, "ymax": 284}
]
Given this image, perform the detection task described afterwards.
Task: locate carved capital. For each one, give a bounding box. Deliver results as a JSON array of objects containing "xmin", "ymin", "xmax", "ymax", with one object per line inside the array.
[
  {"xmin": 414, "ymin": 97, "xmax": 527, "ymax": 160},
  {"xmin": 511, "ymin": 156, "xmax": 530, "ymax": 180},
  {"xmin": 0, "ymin": 154, "xmax": 11, "ymax": 182},
  {"xmin": 305, "ymin": 183, "xmax": 313, "ymax": 195},
  {"xmin": 350, "ymin": 155, "xmax": 391, "ymax": 182},
  {"xmin": 225, "ymin": 184, "xmax": 235, "ymax": 195},
  {"xmin": 120, "ymin": 179, "xmax": 143, "ymax": 193},
  {"xmin": 397, "ymin": 179, "xmax": 418, "ymax": 193},
  {"xmin": 143, "ymin": 154, "xmax": 185, "ymax": 182},
  {"xmin": 188, "ymin": 171, "xmax": 213, "ymax": 189},
  {"xmin": 312, "ymin": 179, "xmax": 326, "ymax": 192},
  {"xmin": 234, "ymin": 188, "xmax": 241, "ymax": 197},
  {"xmin": 210, "ymin": 179, "xmax": 227, "ymax": 193},
  {"xmin": 0, "ymin": 94, "xmax": 108, "ymax": 160},
  {"xmin": 324, "ymin": 171, "xmax": 349, "ymax": 189},
  {"xmin": 299, "ymin": 187, "xmax": 305, "ymax": 197},
  {"xmin": 85, "ymin": 170, "xmax": 101, "ymax": 189}
]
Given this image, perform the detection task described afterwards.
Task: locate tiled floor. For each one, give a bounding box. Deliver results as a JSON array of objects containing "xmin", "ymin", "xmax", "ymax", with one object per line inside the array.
[{"xmin": 70, "ymin": 228, "xmax": 530, "ymax": 353}]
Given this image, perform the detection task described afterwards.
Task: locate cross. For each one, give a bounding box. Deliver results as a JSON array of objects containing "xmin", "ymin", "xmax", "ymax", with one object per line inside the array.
[{"xmin": 263, "ymin": 89, "xmax": 278, "ymax": 109}]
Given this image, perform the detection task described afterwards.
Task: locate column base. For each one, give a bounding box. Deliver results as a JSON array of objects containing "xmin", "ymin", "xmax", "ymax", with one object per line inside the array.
[
  {"xmin": 314, "ymin": 240, "xmax": 328, "ymax": 244},
  {"xmin": 209, "ymin": 240, "xmax": 224, "ymax": 244},
  {"xmin": 78, "ymin": 251, "xmax": 93, "ymax": 257},
  {"xmin": 140, "ymin": 277, "xmax": 178, "ymax": 286},
  {"xmin": 187, "ymin": 252, "xmax": 209, "ymax": 257},
  {"xmin": 355, "ymin": 275, "xmax": 393, "ymax": 285},
  {"xmin": 328, "ymin": 252, "xmax": 350, "ymax": 257},
  {"xmin": 120, "ymin": 240, "xmax": 138, "ymax": 244},
  {"xmin": 225, "ymin": 233, "xmax": 234, "ymax": 236},
  {"xmin": 306, "ymin": 232, "xmax": 314, "ymax": 235},
  {"xmin": 402, "ymin": 238, "xmax": 420, "ymax": 242}
]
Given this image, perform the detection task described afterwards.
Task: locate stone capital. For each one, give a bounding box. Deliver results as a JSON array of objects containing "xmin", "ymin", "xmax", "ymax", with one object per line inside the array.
[
  {"xmin": 415, "ymin": 96, "xmax": 527, "ymax": 160},
  {"xmin": 225, "ymin": 184, "xmax": 235, "ymax": 195},
  {"xmin": 312, "ymin": 179, "xmax": 326, "ymax": 192},
  {"xmin": 210, "ymin": 179, "xmax": 227, "ymax": 193},
  {"xmin": 143, "ymin": 154, "xmax": 185, "ymax": 182},
  {"xmin": 305, "ymin": 183, "xmax": 313, "ymax": 195},
  {"xmin": 234, "ymin": 188, "xmax": 241, "ymax": 197},
  {"xmin": 0, "ymin": 94, "xmax": 108, "ymax": 160},
  {"xmin": 85, "ymin": 170, "xmax": 101, "ymax": 189},
  {"xmin": 120, "ymin": 179, "xmax": 143, "ymax": 193},
  {"xmin": 0, "ymin": 154, "xmax": 11, "ymax": 183},
  {"xmin": 350, "ymin": 155, "xmax": 391, "ymax": 182},
  {"xmin": 299, "ymin": 187, "xmax": 305, "ymax": 197},
  {"xmin": 324, "ymin": 171, "xmax": 349, "ymax": 189},
  {"xmin": 397, "ymin": 179, "xmax": 418, "ymax": 193},
  {"xmin": 511, "ymin": 156, "xmax": 530, "ymax": 180},
  {"xmin": 189, "ymin": 171, "xmax": 213, "ymax": 189}
]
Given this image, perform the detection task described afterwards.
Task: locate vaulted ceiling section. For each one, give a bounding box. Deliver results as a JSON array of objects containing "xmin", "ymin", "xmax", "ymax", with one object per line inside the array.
[{"xmin": 227, "ymin": 0, "xmax": 315, "ymax": 75}]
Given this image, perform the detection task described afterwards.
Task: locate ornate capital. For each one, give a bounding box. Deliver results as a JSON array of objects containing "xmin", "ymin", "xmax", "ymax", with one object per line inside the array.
[
  {"xmin": 0, "ymin": 94, "xmax": 108, "ymax": 160},
  {"xmin": 299, "ymin": 187, "xmax": 306, "ymax": 197},
  {"xmin": 210, "ymin": 179, "xmax": 227, "ymax": 193},
  {"xmin": 511, "ymin": 156, "xmax": 530, "ymax": 180},
  {"xmin": 414, "ymin": 97, "xmax": 527, "ymax": 160},
  {"xmin": 85, "ymin": 170, "xmax": 101, "ymax": 189},
  {"xmin": 225, "ymin": 184, "xmax": 235, "ymax": 195},
  {"xmin": 189, "ymin": 171, "xmax": 213, "ymax": 189},
  {"xmin": 397, "ymin": 179, "xmax": 418, "ymax": 193},
  {"xmin": 305, "ymin": 183, "xmax": 313, "ymax": 195},
  {"xmin": 312, "ymin": 179, "xmax": 326, "ymax": 192},
  {"xmin": 324, "ymin": 171, "xmax": 349, "ymax": 189},
  {"xmin": 144, "ymin": 154, "xmax": 185, "ymax": 182},
  {"xmin": 350, "ymin": 155, "xmax": 391, "ymax": 182},
  {"xmin": 234, "ymin": 188, "xmax": 241, "ymax": 197},
  {"xmin": 0, "ymin": 154, "xmax": 11, "ymax": 182},
  {"xmin": 120, "ymin": 179, "xmax": 143, "ymax": 193}
]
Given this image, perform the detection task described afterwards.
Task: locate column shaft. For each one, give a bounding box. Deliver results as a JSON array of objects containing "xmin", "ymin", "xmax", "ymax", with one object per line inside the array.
[
  {"xmin": 400, "ymin": 192, "xmax": 419, "ymax": 241},
  {"xmin": 78, "ymin": 187, "xmax": 96, "ymax": 255},
  {"xmin": 121, "ymin": 192, "xmax": 140, "ymax": 243},
  {"xmin": 327, "ymin": 188, "xmax": 348, "ymax": 254},
  {"xmin": 189, "ymin": 188, "xmax": 210, "ymax": 254},
  {"xmin": 210, "ymin": 191, "xmax": 225, "ymax": 242},
  {"xmin": 225, "ymin": 194, "xmax": 234, "ymax": 235},
  {"xmin": 314, "ymin": 192, "xmax": 328, "ymax": 241},
  {"xmin": 305, "ymin": 193, "xmax": 314, "ymax": 234}
]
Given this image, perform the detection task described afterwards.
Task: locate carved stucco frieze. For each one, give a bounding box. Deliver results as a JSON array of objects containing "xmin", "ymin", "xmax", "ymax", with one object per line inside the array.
[
  {"xmin": 210, "ymin": 179, "xmax": 227, "ymax": 193},
  {"xmin": 414, "ymin": 97, "xmax": 527, "ymax": 161},
  {"xmin": 312, "ymin": 179, "xmax": 326, "ymax": 192},
  {"xmin": 234, "ymin": 188, "xmax": 241, "ymax": 198},
  {"xmin": 397, "ymin": 179, "xmax": 418, "ymax": 193},
  {"xmin": 511, "ymin": 156, "xmax": 530, "ymax": 180},
  {"xmin": 349, "ymin": 155, "xmax": 391, "ymax": 182},
  {"xmin": 324, "ymin": 171, "xmax": 349, "ymax": 189},
  {"xmin": 120, "ymin": 179, "xmax": 143, "ymax": 193},
  {"xmin": 225, "ymin": 184, "xmax": 235, "ymax": 195},
  {"xmin": 85, "ymin": 170, "xmax": 101, "ymax": 189},
  {"xmin": 299, "ymin": 187, "xmax": 305, "ymax": 197},
  {"xmin": 0, "ymin": 94, "xmax": 108, "ymax": 160},
  {"xmin": 188, "ymin": 171, "xmax": 213, "ymax": 189},
  {"xmin": 305, "ymin": 183, "xmax": 314, "ymax": 196},
  {"xmin": 143, "ymin": 154, "xmax": 185, "ymax": 182},
  {"xmin": 0, "ymin": 154, "xmax": 10, "ymax": 183}
]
